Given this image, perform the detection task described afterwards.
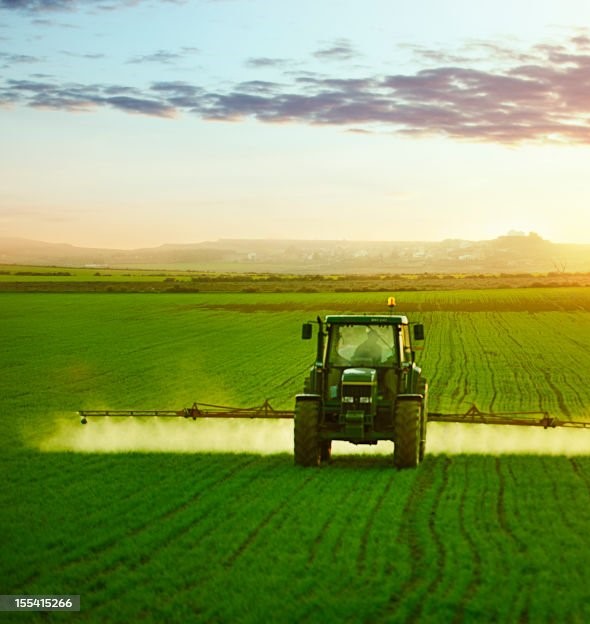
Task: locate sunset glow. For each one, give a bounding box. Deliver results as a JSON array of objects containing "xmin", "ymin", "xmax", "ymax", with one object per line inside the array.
[{"xmin": 2, "ymin": 1, "xmax": 590, "ymax": 247}]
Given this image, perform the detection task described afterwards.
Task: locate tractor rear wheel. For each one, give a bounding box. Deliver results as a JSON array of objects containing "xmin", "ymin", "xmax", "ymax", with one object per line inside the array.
[
  {"xmin": 294, "ymin": 397, "xmax": 321, "ymax": 467},
  {"xmin": 394, "ymin": 400, "xmax": 421, "ymax": 469}
]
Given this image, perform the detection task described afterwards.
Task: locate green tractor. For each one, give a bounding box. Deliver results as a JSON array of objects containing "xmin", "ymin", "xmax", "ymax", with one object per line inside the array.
[{"xmin": 295, "ymin": 308, "xmax": 427, "ymax": 468}]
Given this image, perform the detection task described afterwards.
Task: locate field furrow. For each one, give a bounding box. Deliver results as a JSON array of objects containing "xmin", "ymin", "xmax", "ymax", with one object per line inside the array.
[
  {"xmin": 494, "ymin": 458, "xmax": 526, "ymax": 552},
  {"xmin": 355, "ymin": 473, "xmax": 396, "ymax": 574},
  {"xmin": 78, "ymin": 458, "xmax": 301, "ymax": 615},
  {"xmin": 467, "ymin": 313, "xmax": 499, "ymax": 411},
  {"xmin": 450, "ymin": 459, "xmax": 483, "ymax": 624},
  {"xmin": 310, "ymin": 467, "xmax": 404, "ymax": 573},
  {"xmin": 13, "ymin": 455, "xmax": 258, "ymax": 592},
  {"xmin": 569, "ymin": 457, "xmax": 590, "ymax": 498},
  {"xmin": 541, "ymin": 369, "xmax": 571, "ymax": 417},
  {"xmin": 379, "ymin": 456, "xmax": 449, "ymax": 623},
  {"xmin": 404, "ymin": 456, "xmax": 450, "ymax": 624},
  {"xmin": 306, "ymin": 469, "xmax": 368, "ymax": 565},
  {"xmin": 223, "ymin": 471, "xmax": 319, "ymax": 567},
  {"xmin": 460, "ymin": 457, "xmax": 519, "ymax": 620}
]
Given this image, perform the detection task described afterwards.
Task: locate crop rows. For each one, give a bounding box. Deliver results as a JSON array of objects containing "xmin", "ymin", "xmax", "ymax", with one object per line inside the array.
[
  {"xmin": 2, "ymin": 291, "xmax": 590, "ymax": 622},
  {"xmin": 416, "ymin": 310, "xmax": 590, "ymax": 418},
  {"xmin": 3, "ymin": 451, "xmax": 590, "ymax": 623}
]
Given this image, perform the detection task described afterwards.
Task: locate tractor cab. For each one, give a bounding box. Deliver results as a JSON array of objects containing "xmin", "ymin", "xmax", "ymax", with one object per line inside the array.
[{"xmin": 323, "ymin": 314, "xmax": 420, "ymax": 403}]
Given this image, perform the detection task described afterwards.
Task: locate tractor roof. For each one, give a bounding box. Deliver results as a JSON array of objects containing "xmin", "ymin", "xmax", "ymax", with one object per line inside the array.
[{"xmin": 325, "ymin": 314, "xmax": 408, "ymax": 325}]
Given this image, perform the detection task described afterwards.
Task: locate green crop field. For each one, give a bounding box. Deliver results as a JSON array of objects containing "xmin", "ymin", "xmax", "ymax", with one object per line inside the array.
[{"xmin": 2, "ymin": 290, "xmax": 590, "ymax": 622}]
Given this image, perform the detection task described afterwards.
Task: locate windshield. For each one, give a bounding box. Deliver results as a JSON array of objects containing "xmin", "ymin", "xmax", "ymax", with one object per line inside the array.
[{"xmin": 328, "ymin": 324, "xmax": 397, "ymax": 367}]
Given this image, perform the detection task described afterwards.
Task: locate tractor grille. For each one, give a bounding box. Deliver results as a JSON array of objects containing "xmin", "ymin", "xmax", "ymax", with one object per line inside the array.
[{"xmin": 342, "ymin": 384, "xmax": 372, "ymax": 407}]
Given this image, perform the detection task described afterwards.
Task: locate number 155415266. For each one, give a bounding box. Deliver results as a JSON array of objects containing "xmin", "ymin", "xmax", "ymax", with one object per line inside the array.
[{"xmin": 0, "ymin": 595, "xmax": 80, "ymax": 611}]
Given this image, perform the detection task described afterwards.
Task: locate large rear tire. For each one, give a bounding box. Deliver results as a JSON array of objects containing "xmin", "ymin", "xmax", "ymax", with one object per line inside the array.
[
  {"xmin": 394, "ymin": 400, "xmax": 421, "ymax": 469},
  {"xmin": 294, "ymin": 397, "xmax": 321, "ymax": 467}
]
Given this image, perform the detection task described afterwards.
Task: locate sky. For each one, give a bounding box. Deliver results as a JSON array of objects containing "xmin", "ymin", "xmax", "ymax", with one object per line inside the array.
[{"xmin": 2, "ymin": 0, "xmax": 590, "ymax": 248}]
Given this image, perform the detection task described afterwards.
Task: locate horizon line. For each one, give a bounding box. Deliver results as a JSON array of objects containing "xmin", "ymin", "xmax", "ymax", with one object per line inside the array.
[{"xmin": 2, "ymin": 231, "xmax": 586, "ymax": 251}]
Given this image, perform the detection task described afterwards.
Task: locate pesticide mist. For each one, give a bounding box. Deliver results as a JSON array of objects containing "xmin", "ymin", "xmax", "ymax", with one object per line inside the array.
[
  {"xmin": 39, "ymin": 417, "xmax": 295, "ymax": 454},
  {"xmin": 37, "ymin": 416, "xmax": 590, "ymax": 456},
  {"xmin": 427, "ymin": 422, "xmax": 590, "ymax": 456}
]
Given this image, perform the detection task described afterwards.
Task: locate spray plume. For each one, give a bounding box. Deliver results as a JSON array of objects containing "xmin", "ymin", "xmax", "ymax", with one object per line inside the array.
[{"xmin": 36, "ymin": 417, "xmax": 590, "ymax": 456}]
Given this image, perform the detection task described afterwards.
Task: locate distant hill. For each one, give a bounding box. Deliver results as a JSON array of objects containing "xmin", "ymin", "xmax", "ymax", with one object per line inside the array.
[{"xmin": 2, "ymin": 234, "xmax": 590, "ymax": 274}]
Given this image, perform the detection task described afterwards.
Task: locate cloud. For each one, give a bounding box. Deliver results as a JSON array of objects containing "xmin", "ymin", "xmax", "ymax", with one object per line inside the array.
[
  {"xmin": 1, "ymin": 0, "xmax": 74, "ymax": 10},
  {"xmin": 104, "ymin": 94, "xmax": 176, "ymax": 117},
  {"xmin": 313, "ymin": 39, "xmax": 359, "ymax": 62},
  {"xmin": 4, "ymin": 33, "xmax": 590, "ymax": 144},
  {"xmin": 60, "ymin": 50, "xmax": 105, "ymax": 59},
  {"xmin": 0, "ymin": 0, "xmax": 108, "ymax": 10},
  {"xmin": 0, "ymin": 52, "xmax": 43, "ymax": 67},
  {"xmin": 404, "ymin": 40, "xmax": 537, "ymax": 67},
  {"xmin": 234, "ymin": 80, "xmax": 281, "ymax": 94},
  {"xmin": 245, "ymin": 57, "xmax": 290, "ymax": 69},
  {"xmin": 150, "ymin": 81, "xmax": 203, "ymax": 109},
  {"xmin": 127, "ymin": 47, "xmax": 199, "ymax": 65},
  {"xmin": 0, "ymin": 0, "xmax": 181, "ymax": 12},
  {"xmin": 128, "ymin": 50, "xmax": 184, "ymax": 65},
  {"xmin": 0, "ymin": 78, "xmax": 175, "ymax": 116}
]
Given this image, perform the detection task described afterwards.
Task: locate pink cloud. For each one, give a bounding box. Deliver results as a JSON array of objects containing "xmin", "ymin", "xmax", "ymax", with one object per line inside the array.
[{"xmin": 5, "ymin": 33, "xmax": 590, "ymax": 144}]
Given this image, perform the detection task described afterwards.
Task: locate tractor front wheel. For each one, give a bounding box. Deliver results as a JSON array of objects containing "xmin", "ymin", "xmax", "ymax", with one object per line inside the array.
[
  {"xmin": 294, "ymin": 397, "xmax": 321, "ymax": 467},
  {"xmin": 394, "ymin": 400, "xmax": 421, "ymax": 469}
]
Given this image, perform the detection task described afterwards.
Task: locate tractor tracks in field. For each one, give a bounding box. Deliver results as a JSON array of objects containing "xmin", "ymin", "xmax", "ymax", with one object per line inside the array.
[
  {"xmin": 356, "ymin": 474, "xmax": 397, "ymax": 575},
  {"xmin": 500, "ymin": 460, "xmax": 532, "ymax": 623},
  {"xmin": 451, "ymin": 460, "xmax": 483, "ymax": 624},
  {"xmin": 380, "ymin": 456, "xmax": 450, "ymax": 623},
  {"xmin": 447, "ymin": 317, "xmax": 470, "ymax": 407},
  {"xmin": 492, "ymin": 459, "xmax": 535, "ymax": 622},
  {"xmin": 540, "ymin": 369, "xmax": 571, "ymax": 418},
  {"xmin": 453, "ymin": 458, "xmax": 529, "ymax": 624},
  {"xmin": 494, "ymin": 458, "xmax": 526, "ymax": 553}
]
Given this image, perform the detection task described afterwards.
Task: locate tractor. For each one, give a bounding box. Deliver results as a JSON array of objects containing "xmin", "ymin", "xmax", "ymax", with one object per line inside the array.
[{"xmin": 295, "ymin": 305, "xmax": 427, "ymax": 468}]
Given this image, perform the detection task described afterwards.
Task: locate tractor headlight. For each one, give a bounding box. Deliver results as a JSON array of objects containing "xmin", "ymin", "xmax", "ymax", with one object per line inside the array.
[
  {"xmin": 342, "ymin": 396, "xmax": 354, "ymax": 403},
  {"xmin": 359, "ymin": 396, "xmax": 372, "ymax": 404}
]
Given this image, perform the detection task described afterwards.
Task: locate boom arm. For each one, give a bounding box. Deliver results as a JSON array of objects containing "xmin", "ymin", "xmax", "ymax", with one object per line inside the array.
[
  {"xmin": 79, "ymin": 399, "xmax": 294, "ymax": 424},
  {"xmin": 427, "ymin": 404, "xmax": 590, "ymax": 429},
  {"xmin": 80, "ymin": 401, "xmax": 590, "ymax": 429}
]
